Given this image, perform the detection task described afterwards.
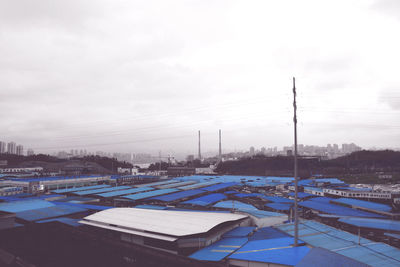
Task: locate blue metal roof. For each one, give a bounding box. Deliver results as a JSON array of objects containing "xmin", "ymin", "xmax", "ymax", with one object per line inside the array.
[
  {"xmin": 200, "ymin": 182, "xmax": 239, "ymax": 192},
  {"xmin": 384, "ymin": 233, "xmax": 400, "ymax": 239},
  {"xmin": 0, "ymin": 199, "xmax": 55, "ymax": 213},
  {"xmin": 37, "ymin": 217, "xmax": 82, "ymax": 227},
  {"xmin": 228, "ymin": 237, "xmax": 309, "ymax": 266},
  {"xmin": 182, "ymin": 193, "xmax": 227, "ymax": 206},
  {"xmin": 151, "ymin": 189, "xmax": 205, "ymax": 202},
  {"xmin": 338, "ymin": 217, "xmax": 400, "ymax": 232},
  {"xmin": 73, "ymin": 186, "xmax": 131, "ymax": 196},
  {"xmin": 177, "ymin": 181, "xmax": 220, "ymax": 190},
  {"xmin": 265, "ymin": 202, "xmax": 292, "ymax": 211},
  {"xmin": 189, "ymin": 237, "xmax": 248, "ymax": 261},
  {"xmin": 261, "ymin": 195, "xmax": 294, "ymax": 203},
  {"xmin": 52, "ymin": 184, "xmax": 110, "ymax": 194},
  {"xmin": 313, "ymin": 178, "xmax": 345, "ymax": 184},
  {"xmin": 16, "ymin": 205, "xmax": 87, "ymax": 222},
  {"xmin": 134, "ymin": 179, "xmax": 180, "ymax": 187},
  {"xmin": 295, "ymin": 247, "xmax": 369, "ymax": 267},
  {"xmin": 249, "ymin": 227, "xmax": 290, "ymax": 241},
  {"xmin": 97, "ymin": 187, "xmax": 153, "ymax": 197},
  {"xmin": 222, "ymin": 227, "xmax": 256, "ymax": 238},
  {"xmin": 299, "ymin": 199, "xmax": 385, "ymax": 218},
  {"xmin": 156, "ymin": 181, "xmax": 197, "ymax": 189},
  {"xmin": 213, "ymin": 200, "xmax": 257, "ymax": 211},
  {"xmin": 224, "ymin": 191, "xmax": 238, "ymax": 195},
  {"xmin": 52, "ymin": 201, "xmax": 112, "ymax": 211},
  {"xmin": 288, "ymin": 192, "xmax": 314, "ymax": 199},
  {"xmin": 123, "ymin": 188, "xmax": 179, "ymax": 201},
  {"xmin": 234, "ymin": 193, "xmax": 261, "ymax": 198},
  {"xmin": 241, "ymin": 209, "xmax": 285, "ymax": 218},
  {"xmin": 332, "ymin": 198, "xmax": 392, "ymax": 212},
  {"xmin": 276, "ymin": 220, "xmax": 400, "ymax": 267}
]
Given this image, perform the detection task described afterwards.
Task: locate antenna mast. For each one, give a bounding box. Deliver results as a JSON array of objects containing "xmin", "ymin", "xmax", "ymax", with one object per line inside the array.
[{"xmin": 293, "ymin": 77, "xmax": 299, "ymax": 246}]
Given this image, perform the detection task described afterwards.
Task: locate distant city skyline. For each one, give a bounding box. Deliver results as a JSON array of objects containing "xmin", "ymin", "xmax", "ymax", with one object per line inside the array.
[{"xmin": 1, "ymin": 1, "xmax": 399, "ymax": 156}]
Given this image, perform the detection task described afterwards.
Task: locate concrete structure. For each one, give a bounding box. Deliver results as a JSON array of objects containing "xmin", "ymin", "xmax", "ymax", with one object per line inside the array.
[
  {"xmin": 16, "ymin": 145, "xmax": 23, "ymax": 156},
  {"xmin": 7, "ymin": 142, "xmax": 16, "ymax": 154},
  {"xmin": 0, "ymin": 167, "xmax": 43, "ymax": 174},
  {"xmin": 0, "ymin": 141, "xmax": 6, "ymax": 154},
  {"xmin": 27, "ymin": 148, "xmax": 34, "ymax": 156}
]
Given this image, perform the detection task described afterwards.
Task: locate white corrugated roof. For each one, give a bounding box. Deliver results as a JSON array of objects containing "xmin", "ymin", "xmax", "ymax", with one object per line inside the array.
[{"xmin": 80, "ymin": 208, "xmax": 248, "ymax": 238}]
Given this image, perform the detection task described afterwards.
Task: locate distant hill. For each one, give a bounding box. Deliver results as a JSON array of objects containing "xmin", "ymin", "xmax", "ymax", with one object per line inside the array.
[
  {"xmin": 215, "ymin": 150, "xmax": 400, "ymax": 182},
  {"xmin": 0, "ymin": 154, "xmax": 133, "ymax": 174}
]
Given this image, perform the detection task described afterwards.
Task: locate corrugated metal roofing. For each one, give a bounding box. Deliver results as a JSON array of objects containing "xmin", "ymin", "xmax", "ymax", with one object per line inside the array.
[
  {"xmin": 261, "ymin": 195, "xmax": 294, "ymax": 203},
  {"xmin": 228, "ymin": 237, "xmax": 309, "ymax": 266},
  {"xmin": 183, "ymin": 193, "xmax": 227, "ymax": 206},
  {"xmin": 295, "ymin": 247, "xmax": 369, "ymax": 267},
  {"xmin": 338, "ymin": 217, "xmax": 400, "ymax": 232},
  {"xmin": 222, "ymin": 227, "xmax": 256, "ymax": 238},
  {"xmin": 16, "ymin": 205, "xmax": 87, "ymax": 222},
  {"xmin": 0, "ymin": 199, "xmax": 54, "ymax": 213},
  {"xmin": 151, "ymin": 189, "xmax": 205, "ymax": 202},
  {"xmin": 275, "ymin": 220, "xmax": 400, "ymax": 267},
  {"xmin": 249, "ymin": 227, "xmax": 290, "ymax": 241},
  {"xmin": 200, "ymin": 182, "xmax": 239, "ymax": 192},
  {"xmin": 81, "ymin": 208, "xmax": 248, "ymax": 239},
  {"xmin": 213, "ymin": 200, "xmax": 258, "ymax": 211},
  {"xmin": 240, "ymin": 209, "xmax": 285, "ymax": 219},
  {"xmin": 332, "ymin": 198, "xmax": 392, "ymax": 212},
  {"xmin": 384, "ymin": 233, "xmax": 400, "ymax": 239},
  {"xmin": 122, "ymin": 188, "xmax": 179, "ymax": 201},
  {"xmin": 189, "ymin": 237, "xmax": 248, "ymax": 261},
  {"xmin": 177, "ymin": 181, "xmax": 220, "ymax": 190},
  {"xmin": 156, "ymin": 180, "xmax": 197, "ymax": 189},
  {"xmin": 133, "ymin": 179, "xmax": 179, "ymax": 188},
  {"xmin": 73, "ymin": 186, "xmax": 131, "ymax": 196},
  {"xmin": 288, "ymin": 192, "xmax": 314, "ymax": 198},
  {"xmin": 52, "ymin": 201, "xmax": 112, "ymax": 211},
  {"xmin": 134, "ymin": 204, "xmax": 168, "ymax": 210},
  {"xmin": 52, "ymin": 184, "xmax": 110, "ymax": 194},
  {"xmin": 304, "ymin": 186, "xmax": 323, "ymax": 192},
  {"xmin": 97, "ymin": 187, "xmax": 153, "ymax": 198},
  {"xmin": 37, "ymin": 217, "xmax": 82, "ymax": 227},
  {"xmin": 299, "ymin": 199, "xmax": 385, "ymax": 218},
  {"xmin": 234, "ymin": 193, "xmax": 261, "ymax": 198},
  {"xmin": 265, "ymin": 202, "xmax": 292, "ymax": 211}
]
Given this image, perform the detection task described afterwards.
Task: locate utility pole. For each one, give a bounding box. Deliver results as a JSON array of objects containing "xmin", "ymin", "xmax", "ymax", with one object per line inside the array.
[
  {"xmin": 219, "ymin": 129, "xmax": 222, "ymax": 162},
  {"xmin": 198, "ymin": 130, "xmax": 201, "ymax": 161},
  {"xmin": 293, "ymin": 77, "xmax": 299, "ymax": 246}
]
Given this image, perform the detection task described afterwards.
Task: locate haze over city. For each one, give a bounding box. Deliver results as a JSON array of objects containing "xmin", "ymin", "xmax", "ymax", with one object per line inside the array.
[{"xmin": 1, "ymin": 0, "xmax": 399, "ymax": 157}]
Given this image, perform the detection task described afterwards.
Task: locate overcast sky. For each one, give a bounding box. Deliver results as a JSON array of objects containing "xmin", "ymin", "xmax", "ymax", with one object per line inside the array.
[{"xmin": 1, "ymin": 0, "xmax": 399, "ymax": 157}]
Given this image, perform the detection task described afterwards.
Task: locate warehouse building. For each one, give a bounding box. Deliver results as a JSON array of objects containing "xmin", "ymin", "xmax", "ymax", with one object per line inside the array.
[{"xmin": 80, "ymin": 207, "xmax": 250, "ymax": 255}]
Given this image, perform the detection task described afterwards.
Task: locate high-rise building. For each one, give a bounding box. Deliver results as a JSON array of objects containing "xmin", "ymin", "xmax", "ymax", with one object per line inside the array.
[
  {"xmin": 16, "ymin": 145, "xmax": 24, "ymax": 156},
  {"xmin": 27, "ymin": 148, "xmax": 34, "ymax": 156},
  {"xmin": 0, "ymin": 141, "xmax": 6, "ymax": 154},
  {"xmin": 7, "ymin": 142, "xmax": 16, "ymax": 154}
]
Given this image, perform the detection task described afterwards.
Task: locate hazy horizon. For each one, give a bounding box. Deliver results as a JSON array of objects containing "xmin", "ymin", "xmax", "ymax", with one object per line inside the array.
[{"xmin": 1, "ymin": 0, "xmax": 399, "ymax": 156}]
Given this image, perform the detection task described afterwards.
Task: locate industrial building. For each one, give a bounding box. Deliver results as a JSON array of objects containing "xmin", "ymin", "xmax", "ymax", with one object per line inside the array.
[{"xmin": 0, "ymin": 174, "xmax": 400, "ymax": 266}]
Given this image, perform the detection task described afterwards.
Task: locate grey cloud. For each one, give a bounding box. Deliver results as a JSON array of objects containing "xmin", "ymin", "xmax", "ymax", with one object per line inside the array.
[{"xmin": 372, "ymin": 0, "xmax": 400, "ymax": 20}]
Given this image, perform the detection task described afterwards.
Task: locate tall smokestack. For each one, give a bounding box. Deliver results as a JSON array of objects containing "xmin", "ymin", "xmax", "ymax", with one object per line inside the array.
[
  {"xmin": 198, "ymin": 130, "xmax": 201, "ymax": 160},
  {"xmin": 219, "ymin": 129, "xmax": 222, "ymax": 161}
]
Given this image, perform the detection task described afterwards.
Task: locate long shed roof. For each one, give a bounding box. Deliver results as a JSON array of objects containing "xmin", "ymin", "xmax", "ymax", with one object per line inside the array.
[{"xmin": 80, "ymin": 208, "xmax": 248, "ymax": 241}]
